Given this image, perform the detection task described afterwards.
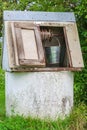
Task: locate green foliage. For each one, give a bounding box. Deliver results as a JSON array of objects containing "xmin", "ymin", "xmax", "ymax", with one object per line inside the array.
[
  {"xmin": 0, "ymin": 67, "xmax": 5, "ymax": 90},
  {"xmin": 0, "ymin": 0, "xmax": 3, "ymax": 37},
  {"xmin": 26, "ymin": 0, "xmax": 65, "ymax": 12},
  {"xmin": 69, "ymin": 103, "xmax": 87, "ymax": 130},
  {"xmin": 0, "ymin": 90, "xmax": 5, "ymax": 119}
]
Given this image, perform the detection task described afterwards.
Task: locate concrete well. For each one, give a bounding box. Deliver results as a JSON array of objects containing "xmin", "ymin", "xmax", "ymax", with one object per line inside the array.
[{"xmin": 6, "ymin": 71, "xmax": 73, "ymax": 119}]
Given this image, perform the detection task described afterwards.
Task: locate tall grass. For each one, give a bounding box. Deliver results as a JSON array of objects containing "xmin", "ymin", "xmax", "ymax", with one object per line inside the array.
[
  {"xmin": 0, "ymin": 96, "xmax": 86, "ymax": 130},
  {"xmin": 0, "ymin": 67, "xmax": 5, "ymax": 90}
]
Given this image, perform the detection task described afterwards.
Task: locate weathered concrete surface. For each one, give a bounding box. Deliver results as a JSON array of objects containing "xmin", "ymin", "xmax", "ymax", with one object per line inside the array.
[{"xmin": 5, "ymin": 71, "xmax": 73, "ymax": 119}]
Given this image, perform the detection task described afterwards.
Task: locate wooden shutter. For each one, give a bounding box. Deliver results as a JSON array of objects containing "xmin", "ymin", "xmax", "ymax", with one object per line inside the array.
[
  {"xmin": 64, "ymin": 23, "xmax": 84, "ymax": 68},
  {"xmin": 11, "ymin": 22, "xmax": 45, "ymax": 67}
]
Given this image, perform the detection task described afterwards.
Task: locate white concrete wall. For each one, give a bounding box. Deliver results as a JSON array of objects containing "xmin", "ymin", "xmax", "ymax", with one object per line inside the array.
[{"xmin": 5, "ymin": 71, "xmax": 73, "ymax": 119}]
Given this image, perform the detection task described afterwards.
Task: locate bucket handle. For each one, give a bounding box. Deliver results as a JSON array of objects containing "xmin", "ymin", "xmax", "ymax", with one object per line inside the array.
[
  {"xmin": 44, "ymin": 36, "xmax": 61, "ymax": 47},
  {"xmin": 52, "ymin": 36, "xmax": 61, "ymax": 46}
]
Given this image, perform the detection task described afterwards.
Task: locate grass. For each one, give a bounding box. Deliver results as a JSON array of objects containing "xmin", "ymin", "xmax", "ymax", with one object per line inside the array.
[
  {"xmin": 0, "ymin": 103, "xmax": 86, "ymax": 130},
  {"xmin": 0, "ymin": 90, "xmax": 5, "ymax": 119},
  {"xmin": 0, "ymin": 115, "xmax": 70, "ymax": 130},
  {"xmin": 0, "ymin": 67, "xmax": 5, "ymax": 120},
  {"xmin": 0, "ymin": 68, "xmax": 87, "ymax": 130}
]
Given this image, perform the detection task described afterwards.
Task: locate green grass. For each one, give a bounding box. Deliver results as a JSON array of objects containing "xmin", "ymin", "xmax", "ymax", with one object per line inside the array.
[
  {"xmin": 0, "ymin": 68, "xmax": 87, "ymax": 130},
  {"xmin": 0, "ymin": 68, "xmax": 5, "ymax": 90},
  {"xmin": 0, "ymin": 115, "xmax": 70, "ymax": 130},
  {"xmin": 0, "ymin": 67, "xmax": 5, "ymax": 120},
  {"xmin": 0, "ymin": 104, "xmax": 86, "ymax": 130},
  {"xmin": 0, "ymin": 90, "xmax": 5, "ymax": 119}
]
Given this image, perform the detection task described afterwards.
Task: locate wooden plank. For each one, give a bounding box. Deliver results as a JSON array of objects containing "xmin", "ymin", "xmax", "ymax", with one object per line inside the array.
[
  {"xmin": 63, "ymin": 27, "xmax": 72, "ymax": 67},
  {"xmin": 21, "ymin": 29, "xmax": 38, "ymax": 60},
  {"xmin": 14, "ymin": 21, "xmax": 75, "ymax": 28},
  {"xmin": 11, "ymin": 22, "xmax": 19, "ymax": 66},
  {"xmin": 65, "ymin": 23, "xmax": 84, "ymax": 68},
  {"xmin": 35, "ymin": 27, "xmax": 45, "ymax": 63},
  {"xmin": 14, "ymin": 22, "xmax": 35, "ymax": 29},
  {"xmin": 5, "ymin": 22, "xmax": 16, "ymax": 68},
  {"xmin": 35, "ymin": 22, "xmax": 75, "ymax": 27},
  {"xmin": 15, "ymin": 27, "xmax": 25, "ymax": 59},
  {"xmin": 19, "ymin": 59, "xmax": 45, "ymax": 67},
  {"xmin": 11, "ymin": 67, "xmax": 83, "ymax": 72}
]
